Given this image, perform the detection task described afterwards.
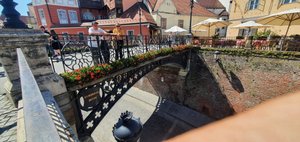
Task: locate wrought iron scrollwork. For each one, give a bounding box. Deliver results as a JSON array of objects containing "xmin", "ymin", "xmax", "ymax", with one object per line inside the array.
[
  {"xmin": 52, "ymin": 34, "xmax": 188, "ymax": 73},
  {"xmin": 74, "ymin": 50, "xmax": 190, "ymax": 137},
  {"xmin": 61, "ymin": 41, "xmax": 93, "ymax": 71}
]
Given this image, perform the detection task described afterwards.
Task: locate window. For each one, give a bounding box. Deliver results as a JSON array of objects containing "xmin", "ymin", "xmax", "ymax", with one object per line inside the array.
[
  {"xmin": 68, "ymin": 10, "xmax": 78, "ymax": 24},
  {"xmin": 78, "ymin": 32, "xmax": 84, "ymax": 41},
  {"xmin": 68, "ymin": 0, "xmax": 75, "ymax": 5},
  {"xmin": 62, "ymin": 32, "xmax": 69, "ymax": 42},
  {"xmin": 161, "ymin": 18, "xmax": 167, "ymax": 29},
  {"xmin": 57, "ymin": 9, "xmax": 68, "ymax": 24},
  {"xmin": 178, "ymin": 20, "xmax": 184, "ymax": 28},
  {"xmin": 35, "ymin": 0, "xmax": 41, "ymax": 4},
  {"xmin": 83, "ymin": 11, "xmax": 95, "ymax": 20},
  {"xmin": 127, "ymin": 30, "xmax": 134, "ymax": 40},
  {"xmin": 116, "ymin": 0, "xmax": 122, "ymax": 4},
  {"xmin": 248, "ymin": 0, "xmax": 259, "ymax": 10},
  {"xmin": 117, "ymin": 9, "xmax": 122, "ymax": 14},
  {"xmin": 55, "ymin": 0, "xmax": 63, "ymax": 4},
  {"xmin": 281, "ymin": 0, "xmax": 296, "ymax": 4},
  {"xmin": 38, "ymin": 9, "xmax": 47, "ymax": 26}
]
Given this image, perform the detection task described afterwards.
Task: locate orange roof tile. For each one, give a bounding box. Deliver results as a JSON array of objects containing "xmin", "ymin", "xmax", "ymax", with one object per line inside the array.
[
  {"xmin": 172, "ymin": 0, "xmax": 217, "ymax": 17},
  {"xmin": 197, "ymin": 0, "xmax": 225, "ymax": 9},
  {"xmin": 121, "ymin": 3, "xmax": 157, "ymax": 24},
  {"xmin": 122, "ymin": 0, "xmax": 138, "ymax": 11}
]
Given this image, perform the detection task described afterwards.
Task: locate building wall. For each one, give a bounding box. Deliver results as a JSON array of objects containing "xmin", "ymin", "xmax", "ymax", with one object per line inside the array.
[
  {"xmin": 101, "ymin": 24, "xmax": 151, "ymax": 36},
  {"xmin": 33, "ymin": 5, "xmax": 80, "ymax": 29},
  {"xmin": 227, "ymin": 0, "xmax": 300, "ymax": 37},
  {"xmin": 81, "ymin": 8, "xmax": 103, "ymax": 21},
  {"xmin": 27, "ymin": 4, "xmax": 38, "ymax": 29},
  {"xmin": 152, "ymin": 0, "xmax": 217, "ymax": 36},
  {"xmin": 52, "ymin": 27, "xmax": 88, "ymax": 34},
  {"xmin": 48, "ymin": 25, "xmax": 151, "ymax": 36},
  {"xmin": 153, "ymin": 12, "xmax": 216, "ymax": 36},
  {"xmin": 32, "ymin": 0, "xmax": 79, "ymax": 7}
]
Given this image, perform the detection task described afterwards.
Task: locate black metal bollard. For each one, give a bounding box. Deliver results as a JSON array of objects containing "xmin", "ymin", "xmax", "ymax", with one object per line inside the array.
[
  {"xmin": 113, "ymin": 111, "xmax": 143, "ymax": 142},
  {"xmin": 0, "ymin": 0, "xmax": 28, "ymax": 29}
]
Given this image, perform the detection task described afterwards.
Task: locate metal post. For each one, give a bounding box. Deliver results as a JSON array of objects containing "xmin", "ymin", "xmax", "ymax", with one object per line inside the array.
[
  {"xmin": 138, "ymin": 0, "xmax": 142, "ymax": 36},
  {"xmin": 189, "ymin": 0, "xmax": 194, "ymax": 34},
  {"xmin": 0, "ymin": 0, "xmax": 28, "ymax": 29}
]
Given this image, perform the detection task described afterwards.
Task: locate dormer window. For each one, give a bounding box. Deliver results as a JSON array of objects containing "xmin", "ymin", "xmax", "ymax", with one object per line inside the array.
[{"xmin": 248, "ymin": 0, "xmax": 259, "ymax": 10}]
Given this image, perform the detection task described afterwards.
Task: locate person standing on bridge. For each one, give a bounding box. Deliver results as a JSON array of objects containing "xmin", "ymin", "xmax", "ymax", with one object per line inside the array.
[
  {"xmin": 113, "ymin": 23, "xmax": 125, "ymax": 60},
  {"xmin": 88, "ymin": 21, "xmax": 110, "ymax": 64}
]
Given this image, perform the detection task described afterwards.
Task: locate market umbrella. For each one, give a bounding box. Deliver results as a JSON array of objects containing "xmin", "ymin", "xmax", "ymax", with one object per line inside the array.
[
  {"xmin": 232, "ymin": 21, "xmax": 271, "ymax": 36},
  {"xmin": 257, "ymin": 8, "xmax": 300, "ymax": 50},
  {"xmin": 192, "ymin": 18, "xmax": 231, "ymax": 37},
  {"xmin": 165, "ymin": 26, "xmax": 188, "ymax": 33}
]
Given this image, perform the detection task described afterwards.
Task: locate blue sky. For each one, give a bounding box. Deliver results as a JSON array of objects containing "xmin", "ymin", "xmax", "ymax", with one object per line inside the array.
[{"xmin": 0, "ymin": 0, "xmax": 31, "ymax": 16}]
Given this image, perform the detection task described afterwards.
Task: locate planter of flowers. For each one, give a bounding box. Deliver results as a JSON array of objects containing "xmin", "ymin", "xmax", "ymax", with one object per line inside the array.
[{"xmin": 61, "ymin": 45, "xmax": 196, "ymax": 86}]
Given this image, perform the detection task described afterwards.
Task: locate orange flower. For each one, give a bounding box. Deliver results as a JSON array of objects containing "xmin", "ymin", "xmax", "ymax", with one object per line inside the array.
[{"xmin": 75, "ymin": 75, "xmax": 81, "ymax": 81}]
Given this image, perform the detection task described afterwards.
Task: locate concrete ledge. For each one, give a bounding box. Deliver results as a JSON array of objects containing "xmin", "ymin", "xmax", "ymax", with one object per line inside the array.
[{"xmin": 17, "ymin": 100, "xmax": 25, "ymax": 142}]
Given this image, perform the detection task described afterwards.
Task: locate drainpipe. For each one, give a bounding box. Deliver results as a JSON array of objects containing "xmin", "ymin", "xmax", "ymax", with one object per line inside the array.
[{"xmin": 45, "ymin": 0, "xmax": 54, "ymax": 27}]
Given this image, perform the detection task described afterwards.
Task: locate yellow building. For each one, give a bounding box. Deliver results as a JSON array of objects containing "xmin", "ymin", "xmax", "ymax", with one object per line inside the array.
[
  {"xmin": 148, "ymin": 0, "xmax": 224, "ymax": 36},
  {"xmin": 227, "ymin": 0, "xmax": 300, "ymax": 37}
]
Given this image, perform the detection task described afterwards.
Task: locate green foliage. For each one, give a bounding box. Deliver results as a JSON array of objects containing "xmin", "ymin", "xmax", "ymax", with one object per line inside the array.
[
  {"xmin": 199, "ymin": 48, "xmax": 300, "ymax": 59},
  {"xmin": 253, "ymin": 30, "xmax": 271, "ymax": 40}
]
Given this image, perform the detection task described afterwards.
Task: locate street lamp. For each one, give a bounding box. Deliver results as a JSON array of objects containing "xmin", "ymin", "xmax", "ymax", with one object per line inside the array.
[
  {"xmin": 188, "ymin": 0, "xmax": 197, "ymax": 44},
  {"xmin": 0, "ymin": 0, "xmax": 28, "ymax": 29},
  {"xmin": 137, "ymin": 0, "xmax": 143, "ymax": 36},
  {"xmin": 113, "ymin": 111, "xmax": 143, "ymax": 142},
  {"xmin": 189, "ymin": 0, "xmax": 195, "ymax": 34}
]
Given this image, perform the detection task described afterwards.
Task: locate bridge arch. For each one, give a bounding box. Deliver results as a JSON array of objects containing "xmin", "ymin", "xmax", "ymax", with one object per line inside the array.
[{"xmin": 67, "ymin": 50, "xmax": 193, "ymax": 138}]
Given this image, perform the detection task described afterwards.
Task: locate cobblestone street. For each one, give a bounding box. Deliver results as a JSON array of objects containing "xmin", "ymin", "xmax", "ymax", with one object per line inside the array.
[{"xmin": 0, "ymin": 67, "xmax": 18, "ymax": 142}]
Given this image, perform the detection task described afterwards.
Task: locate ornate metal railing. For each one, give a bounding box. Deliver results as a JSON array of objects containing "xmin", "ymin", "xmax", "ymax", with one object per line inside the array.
[
  {"xmin": 67, "ymin": 49, "xmax": 192, "ymax": 139},
  {"xmin": 17, "ymin": 48, "xmax": 78, "ymax": 141},
  {"xmin": 48, "ymin": 34, "xmax": 188, "ymax": 73}
]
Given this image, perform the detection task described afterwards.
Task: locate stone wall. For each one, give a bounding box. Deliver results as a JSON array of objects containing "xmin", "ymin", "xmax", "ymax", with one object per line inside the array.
[
  {"xmin": 201, "ymin": 51, "xmax": 300, "ymax": 112},
  {"xmin": 134, "ymin": 50, "xmax": 300, "ymax": 119},
  {"xmin": 0, "ymin": 29, "xmax": 76, "ymax": 133},
  {"xmin": 0, "ymin": 29, "xmax": 67, "ymax": 105}
]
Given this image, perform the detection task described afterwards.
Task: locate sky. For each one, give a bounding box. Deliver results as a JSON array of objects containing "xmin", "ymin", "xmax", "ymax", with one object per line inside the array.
[
  {"xmin": 219, "ymin": 0, "xmax": 230, "ymax": 11},
  {"xmin": 0, "ymin": 0, "xmax": 31, "ymax": 16},
  {"xmin": 0, "ymin": 0, "xmax": 231, "ymax": 16}
]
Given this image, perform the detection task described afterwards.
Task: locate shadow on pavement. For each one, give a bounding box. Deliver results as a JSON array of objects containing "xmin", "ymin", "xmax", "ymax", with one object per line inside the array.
[
  {"xmin": 139, "ymin": 98, "xmax": 213, "ymax": 142},
  {"xmin": 0, "ymin": 122, "xmax": 16, "ymax": 135}
]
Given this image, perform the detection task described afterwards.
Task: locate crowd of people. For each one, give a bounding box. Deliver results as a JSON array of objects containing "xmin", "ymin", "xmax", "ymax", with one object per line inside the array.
[{"xmin": 40, "ymin": 21, "xmax": 125, "ymax": 64}]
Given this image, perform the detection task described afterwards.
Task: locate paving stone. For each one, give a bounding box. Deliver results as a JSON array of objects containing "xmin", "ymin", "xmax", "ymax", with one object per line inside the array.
[{"xmin": 0, "ymin": 86, "xmax": 18, "ymax": 141}]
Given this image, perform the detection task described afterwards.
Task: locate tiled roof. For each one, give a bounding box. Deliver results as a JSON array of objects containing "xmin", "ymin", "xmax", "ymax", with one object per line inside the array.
[
  {"xmin": 147, "ymin": 0, "xmax": 157, "ymax": 9},
  {"xmin": 96, "ymin": 18, "xmax": 141, "ymax": 26},
  {"xmin": 172, "ymin": 0, "xmax": 217, "ymax": 17},
  {"xmin": 220, "ymin": 10, "xmax": 229, "ymax": 16},
  {"xmin": 122, "ymin": 0, "xmax": 138, "ymax": 12},
  {"xmin": 152, "ymin": 0, "xmax": 164, "ymax": 11},
  {"xmin": 197, "ymin": 0, "xmax": 225, "ymax": 9},
  {"xmin": 121, "ymin": 3, "xmax": 157, "ymax": 24}
]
